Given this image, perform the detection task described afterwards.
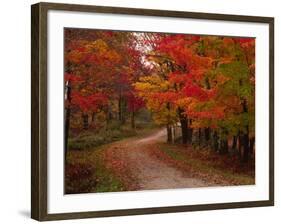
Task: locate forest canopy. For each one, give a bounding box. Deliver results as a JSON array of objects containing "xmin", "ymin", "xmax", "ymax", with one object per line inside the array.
[{"xmin": 64, "ymin": 28, "xmax": 255, "ymax": 163}]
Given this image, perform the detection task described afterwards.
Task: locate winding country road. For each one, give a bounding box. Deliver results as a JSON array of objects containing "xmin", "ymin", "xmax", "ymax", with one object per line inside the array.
[{"xmin": 104, "ymin": 129, "xmax": 207, "ymax": 190}]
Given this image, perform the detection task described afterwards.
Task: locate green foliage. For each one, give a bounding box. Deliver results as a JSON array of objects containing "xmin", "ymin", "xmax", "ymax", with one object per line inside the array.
[
  {"xmin": 68, "ymin": 119, "xmax": 158, "ymax": 150},
  {"xmin": 68, "ymin": 124, "xmax": 137, "ymax": 150},
  {"xmin": 218, "ymin": 61, "xmax": 249, "ymax": 79},
  {"xmin": 217, "ymin": 61, "xmax": 250, "ymax": 97}
]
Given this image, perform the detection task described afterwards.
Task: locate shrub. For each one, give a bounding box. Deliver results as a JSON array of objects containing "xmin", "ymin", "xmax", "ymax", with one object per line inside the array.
[{"xmin": 65, "ymin": 163, "xmax": 96, "ymax": 194}]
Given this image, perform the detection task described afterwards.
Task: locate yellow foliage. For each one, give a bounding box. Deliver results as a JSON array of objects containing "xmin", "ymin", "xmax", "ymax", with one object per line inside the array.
[{"xmin": 134, "ymin": 73, "xmax": 178, "ymax": 125}]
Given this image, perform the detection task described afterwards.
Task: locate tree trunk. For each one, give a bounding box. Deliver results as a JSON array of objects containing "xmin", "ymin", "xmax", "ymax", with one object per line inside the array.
[
  {"xmin": 172, "ymin": 125, "xmax": 176, "ymax": 143},
  {"xmin": 204, "ymin": 127, "xmax": 210, "ymax": 142},
  {"xmin": 241, "ymin": 99, "xmax": 250, "ymax": 162},
  {"xmin": 64, "ymin": 81, "xmax": 71, "ymax": 164},
  {"xmin": 204, "ymin": 78, "xmax": 211, "ymax": 144},
  {"xmin": 242, "ymin": 131, "xmax": 250, "ymax": 162},
  {"xmin": 180, "ymin": 118, "xmax": 188, "ymax": 144},
  {"xmin": 122, "ymin": 100, "xmax": 127, "ymax": 124},
  {"xmin": 213, "ymin": 131, "xmax": 219, "ymax": 152},
  {"xmin": 220, "ymin": 138, "xmax": 228, "ymax": 154},
  {"xmin": 82, "ymin": 113, "xmax": 89, "ymax": 130},
  {"xmin": 131, "ymin": 111, "xmax": 135, "ymax": 129},
  {"xmin": 249, "ymin": 137, "xmax": 255, "ymax": 155},
  {"xmin": 118, "ymin": 90, "xmax": 127, "ymax": 125},
  {"xmin": 167, "ymin": 125, "xmax": 172, "ymax": 143},
  {"xmin": 65, "ymin": 108, "xmax": 71, "ymax": 152},
  {"xmin": 238, "ymin": 132, "xmax": 242, "ymax": 159},
  {"xmin": 188, "ymin": 119, "xmax": 193, "ymax": 143},
  {"xmin": 198, "ymin": 128, "xmax": 201, "ymax": 146},
  {"xmin": 232, "ymin": 136, "xmax": 237, "ymax": 151},
  {"xmin": 105, "ymin": 105, "xmax": 112, "ymax": 130},
  {"xmin": 178, "ymin": 108, "xmax": 188, "ymax": 144}
]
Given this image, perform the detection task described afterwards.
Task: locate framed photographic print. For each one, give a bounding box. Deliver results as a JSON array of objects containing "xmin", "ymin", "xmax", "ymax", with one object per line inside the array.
[{"xmin": 31, "ymin": 2, "xmax": 274, "ymax": 221}]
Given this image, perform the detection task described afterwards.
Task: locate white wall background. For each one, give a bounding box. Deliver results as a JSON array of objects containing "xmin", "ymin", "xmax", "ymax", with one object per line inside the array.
[{"xmin": 0, "ymin": 0, "xmax": 279, "ymax": 223}]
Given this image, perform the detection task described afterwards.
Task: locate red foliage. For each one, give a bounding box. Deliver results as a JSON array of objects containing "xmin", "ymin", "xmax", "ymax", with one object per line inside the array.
[
  {"xmin": 71, "ymin": 91, "xmax": 108, "ymax": 112},
  {"xmin": 127, "ymin": 95, "xmax": 145, "ymax": 112},
  {"xmin": 234, "ymin": 37, "xmax": 255, "ymax": 49},
  {"xmin": 64, "ymin": 73, "xmax": 82, "ymax": 83},
  {"xmin": 236, "ymin": 37, "xmax": 254, "ymax": 44},
  {"xmin": 151, "ymin": 92, "xmax": 179, "ymax": 105},
  {"xmin": 183, "ymin": 82, "xmax": 216, "ymax": 102},
  {"xmin": 188, "ymin": 109, "xmax": 224, "ymax": 119},
  {"xmin": 104, "ymin": 31, "xmax": 114, "ymax": 37},
  {"xmin": 168, "ymin": 72, "xmax": 188, "ymax": 84}
]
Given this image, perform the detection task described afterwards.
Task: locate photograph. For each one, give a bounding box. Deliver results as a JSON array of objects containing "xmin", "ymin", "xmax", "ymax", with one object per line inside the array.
[{"xmin": 64, "ymin": 28, "xmax": 256, "ymax": 194}]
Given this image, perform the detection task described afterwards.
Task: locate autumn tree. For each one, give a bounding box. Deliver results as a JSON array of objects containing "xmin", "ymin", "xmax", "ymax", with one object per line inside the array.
[{"xmin": 64, "ymin": 28, "xmax": 255, "ymax": 163}]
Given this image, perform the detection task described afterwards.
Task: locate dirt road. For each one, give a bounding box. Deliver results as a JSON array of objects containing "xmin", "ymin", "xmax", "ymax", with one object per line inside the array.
[{"xmin": 104, "ymin": 129, "xmax": 207, "ymax": 190}]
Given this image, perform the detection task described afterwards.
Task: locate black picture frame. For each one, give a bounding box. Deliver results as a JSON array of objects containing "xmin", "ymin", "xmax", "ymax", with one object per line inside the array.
[{"xmin": 31, "ymin": 2, "xmax": 274, "ymax": 221}]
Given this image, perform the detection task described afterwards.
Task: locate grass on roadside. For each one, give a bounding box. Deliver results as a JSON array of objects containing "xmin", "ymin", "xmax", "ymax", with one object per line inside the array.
[
  {"xmin": 158, "ymin": 143, "xmax": 255, "ymax": 186},
  {"xmin": 68, "ymin": 121, "xmax": 158, "ymax": 150},
  {"xmin": 65, "ymin": 146, "xmax": 125, "ymax": 194},
  {"xmin": 65, "ymin": 125, "xmax": 161, "ymax": 194}
]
